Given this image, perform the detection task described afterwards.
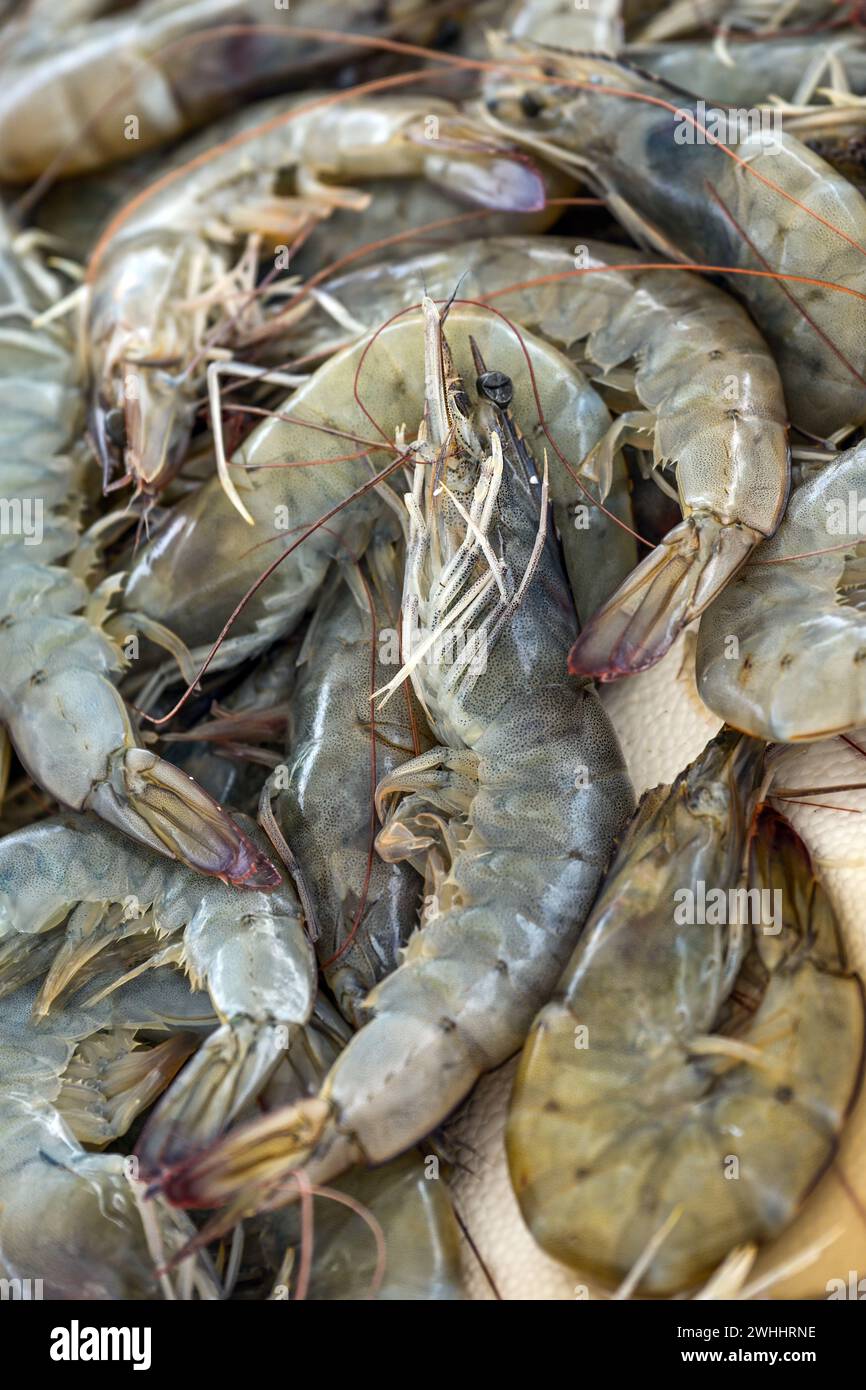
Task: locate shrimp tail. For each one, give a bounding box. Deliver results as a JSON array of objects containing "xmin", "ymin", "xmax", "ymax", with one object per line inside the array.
[
  {"xmin": 85, "ymin": 749, "xmax": 281, "ymax": 889},
  {"xmin": 568, "ymin": 514, "xmax": 761, "ymax": 680},
  {"xmin": 136, "ymin": 1021, "xmax": 291, "ymax": 1182},
  {"xmin": 151, "ymin": 1096, "xmax": 348, "ymax": 1214},
  {"xmin": 413, "ymin": 116, "xmax": 548, "ymax": 212}
]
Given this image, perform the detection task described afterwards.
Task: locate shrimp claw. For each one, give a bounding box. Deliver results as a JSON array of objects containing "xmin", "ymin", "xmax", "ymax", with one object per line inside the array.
[
  {"xmin": 86, "ymin": 748, "xmax": 280, "ymax": 888},
  {"xmin": 568, "ymin": 516, "xmax": 761, "ymax": 679}
]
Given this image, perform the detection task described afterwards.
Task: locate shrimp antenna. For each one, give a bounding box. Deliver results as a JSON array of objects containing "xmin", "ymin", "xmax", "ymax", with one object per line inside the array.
[{"xmin": 441, "ymin": 272, "xmax": 469, "ymax": 324}]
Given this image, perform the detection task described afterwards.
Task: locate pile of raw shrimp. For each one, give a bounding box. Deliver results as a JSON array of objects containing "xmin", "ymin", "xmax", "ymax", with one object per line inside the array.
[{"xmin": 2, "ymin": 0, "xmax": 866, "ymax": 1303}]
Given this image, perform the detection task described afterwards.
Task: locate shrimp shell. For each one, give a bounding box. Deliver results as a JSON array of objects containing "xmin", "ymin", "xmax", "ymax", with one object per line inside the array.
[
  {"xmin": 482, "ymin": 46, "xmax": 866, "ymax": 440},
  {"xmin": 507, "ymin": 733, "xmax": 865, "ymax": 1295},
  {"xmin": 138, "ymin": 304, "xmax": 634, "ymax": 1215},
  {"xmin": 696, "ymin": 438, "xmax": 866, "ymax": 740},
  {"xmin": 296, "ymin": 232, "xmax": 788, "ymax": 663},
  {"xmin": 0, "ymin": 207, "xmax": 276, "ymax": 886}
]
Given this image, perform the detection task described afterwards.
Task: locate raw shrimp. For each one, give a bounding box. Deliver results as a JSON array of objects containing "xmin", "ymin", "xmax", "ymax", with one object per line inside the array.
[
  {"xmin": 146, "ymin": 296, "xmax": 634, "ymax": 1216},
  {"xmin": 32, "ymin": 151, "xmax": 165, "ymax": 263},
  {"xmin": 285, "ymin": 173, "xmax": 568, "ymax": 286},
  {"xmin": 249, "ymin": 1000, "xmax": 464, "ymax": 1299},
  {"xmin": 293, "ymin": 232, "xmax": 788, "ymax": 658},
  {"xmin": 0, "ymin": 207, "xmax": 276, "ymax": 886},
  {"xmin": 270, "ymin": 540, "xmax": 430, "ymax": 1027},
  {"xmin": 0, "ymin": 972, "xmax": 220, "ymax": 1299},
  {"xmin": 266, "ymin": 1151, "xmax": 466, "ymax": 1300},
  {"xmin": 634, "ymin": 0, "xmax": 847, "ymax": 42},
  {"xmin": 482, "ymin": 45, "xmax": 866, "ymax": 441},
  {"xmin": 696, "ymin": 437, "xmax": 866, "ymax": 739},
  {"xmin": 0, "ymin": 810, "xmax": 314, "ymax": 1173},
  {"xmin": 85, "ymin": 94, "xmax": 549, "ymax": 504},
  {"xmin": 0, "ymin": 0, "xmax": 434, "ymax": 182},
  {"xmin": 122, "ymin": 302, "xmax": 622, "ymax": 670},
  {"xmin": 157, "ymin": 638, "xmax": 297, "ymax": 811},
  {"xmin": 748, "ymin": 736, "xmax": 866, "ymax": 1299},
  {"xmin": 507, "ymin": 732, "xmax": 865, "ymax": 1295},
  {"xmin": 628, "ymin": 32, "xmax": 866, "ymax": 106},
  {"xmin": 506, "ymin": 0, "xmax": 623, "ymax": 51}
]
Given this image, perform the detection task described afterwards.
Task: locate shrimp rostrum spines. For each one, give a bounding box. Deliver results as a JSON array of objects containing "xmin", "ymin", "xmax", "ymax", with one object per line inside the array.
[
  {"xmin": 507, "ymin": 732, "xmax": 865, "ymax": 1295},
  {"xmin": 297, "ymin": 232, "xmax": 788, "ymax": 666},
  {"xmin": 121, "ymin": 301, "xmax": 624, "ymax": 665},
  {"xmin": 696, "ymin": 438, "xmax": 866, "ymax": 740},
  {"xmin": 149, "ymin": 298, "xmax": 634, "ymax": 1214},
  {"xmin": 0, "ymin": 209, "xmax": 276, "ymax": 887}
]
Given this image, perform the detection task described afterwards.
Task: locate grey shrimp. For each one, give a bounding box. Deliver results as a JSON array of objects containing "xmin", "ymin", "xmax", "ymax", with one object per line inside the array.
[
  {"xmin": 0, "ymin": 0, "xmax": 434, "ymax": 181},
  {"xmin": 696, "ymin": 437, "xmax": 866, "ymax": 739},
  {"xmin": 480, "ymin": 45, "xmax": 866, "ymax": 443},
  {"xmin": 0, "ymin": 811, "xmax": 314, "ymax": 1176},
  {"xmin": 0, "ymin": 972, "xmax": 221, "ymax": 1299},
  {"xmin": 85, "ymin": 93, "xmax": 549, "ymax": 506},
  {"xmin": 0, "ymin": 207, "xmax": 277, "ymax": 887},
  {"xmin": 508, "ymin": 733, "xmax": 865, "ymax": 1294},
  {"xmin": 267, "ymin": 538, "xmax": 431, "ymax": 1027},
  {"xmin": 143, "ymin": 297, "xmax": 634, "ymax": 1217},
  {"xmin": 290, "ymin": 232, "xmax": 788, "ymax": 668}
]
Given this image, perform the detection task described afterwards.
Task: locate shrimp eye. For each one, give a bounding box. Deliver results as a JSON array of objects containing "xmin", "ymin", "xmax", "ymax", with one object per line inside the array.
[
  {"xmin": 477, "ymin": 370, "xmax": 513, "ymax": 407},
  {"xmin": 520, "ymin": 92, "xmax": 543, "ymax": 119},
  {"xmin": 105, "ymin": 408, "xmax": 127, "ymax": 449}
]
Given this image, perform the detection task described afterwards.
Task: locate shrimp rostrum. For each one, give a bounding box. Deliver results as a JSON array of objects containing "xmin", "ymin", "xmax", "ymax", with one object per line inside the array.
[
  {"xmin": 507, "ymin": 732, "xmax": 865, "ymax": 1295},
  {"xmin": 141, "ymin": 296, "xmax": 635, "ymax": 1216},
  {"xmin": 293, "ymin": 232, "xmax": 788, "ymax": 666},
  {"xmin": 0, "ymin": 207, "xmax": 276, "ymax": 887}
]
